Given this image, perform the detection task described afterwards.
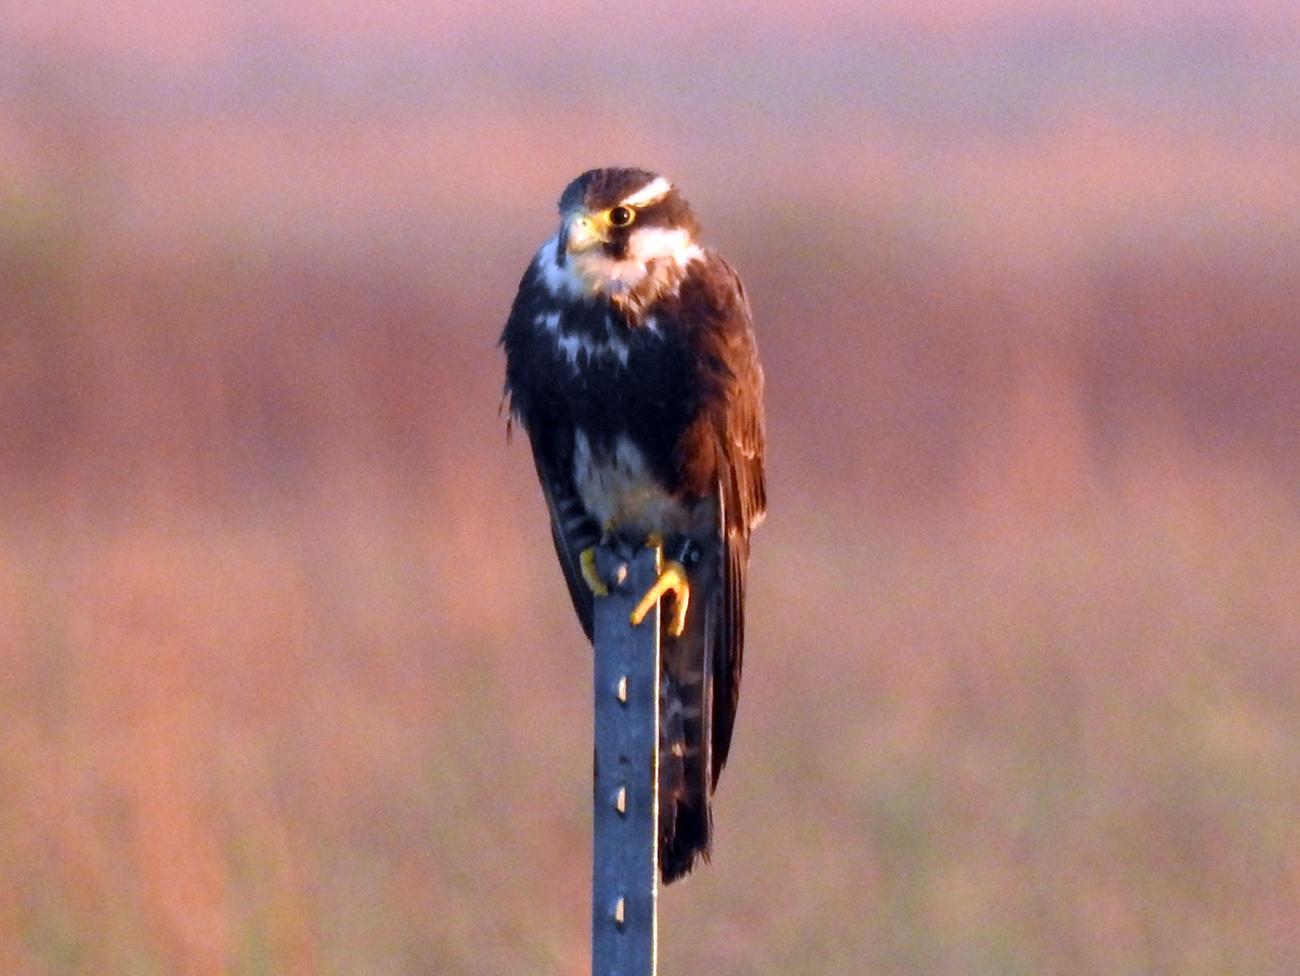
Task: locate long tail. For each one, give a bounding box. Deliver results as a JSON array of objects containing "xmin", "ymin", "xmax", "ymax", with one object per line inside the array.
[{"xmin": 658, "ymin": 579, "xmax": 717, "ymax": 884}]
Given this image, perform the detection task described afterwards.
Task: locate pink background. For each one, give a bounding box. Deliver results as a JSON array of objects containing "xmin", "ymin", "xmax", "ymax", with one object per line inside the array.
[{"xmin": 2, "ymin": 2, "xmax": 1298, "ymax": 973}]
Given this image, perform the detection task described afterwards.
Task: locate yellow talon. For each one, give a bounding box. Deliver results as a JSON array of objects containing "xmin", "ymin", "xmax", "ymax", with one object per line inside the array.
[
  {"xmin": 580, "ymin": 547, "xmax": 608, "ymax": 596},
  {"xmin": 630, "ymin": 559, "xmax": 690, "ymax": 638}
]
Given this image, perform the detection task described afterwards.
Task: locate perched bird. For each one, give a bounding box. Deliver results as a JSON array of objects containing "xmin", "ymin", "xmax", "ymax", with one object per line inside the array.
[{"xmin": 500, "ymin": 167, "xmax": 766, "ymax": 883}]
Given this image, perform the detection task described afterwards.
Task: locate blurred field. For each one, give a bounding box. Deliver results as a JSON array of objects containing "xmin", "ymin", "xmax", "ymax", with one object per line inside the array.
[{"xmin": 2, "ymin": 3, "xmax": 1299, "ymax": 974}]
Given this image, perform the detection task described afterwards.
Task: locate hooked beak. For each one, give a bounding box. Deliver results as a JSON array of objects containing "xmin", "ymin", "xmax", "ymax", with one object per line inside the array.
[{"xmin": 563, "ymin": 212, "xmax": 607, "ymax": 255}]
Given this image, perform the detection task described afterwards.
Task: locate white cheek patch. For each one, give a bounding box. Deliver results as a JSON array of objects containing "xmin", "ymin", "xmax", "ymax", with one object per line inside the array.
[
  {"xmin": 626, "ymin": 226, "xmax": 704, "ymax": 267},
  {"xmin": 535, "ymin": 235, "xmax": 643, "ymax": 298},
  {"xmin": 533, "ymin": 224, "xmax": 703, "ymax": 309}
]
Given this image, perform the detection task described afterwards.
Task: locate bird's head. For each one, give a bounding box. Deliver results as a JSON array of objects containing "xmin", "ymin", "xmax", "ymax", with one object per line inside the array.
[{"xmin": 539, "ymin": 167, "xmax": 703, "ymax": 314}]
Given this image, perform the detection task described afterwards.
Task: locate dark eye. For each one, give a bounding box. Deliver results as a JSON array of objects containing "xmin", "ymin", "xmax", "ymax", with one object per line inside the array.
[{"xmin": 608, "ymin": 206, "xmax": 635, "ymax": 227}]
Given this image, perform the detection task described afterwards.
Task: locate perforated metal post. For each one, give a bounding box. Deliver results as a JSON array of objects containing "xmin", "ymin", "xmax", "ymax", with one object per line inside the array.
[{"xmin": 592, "ymin": 543, "xmax": 660, "ymax": 976}]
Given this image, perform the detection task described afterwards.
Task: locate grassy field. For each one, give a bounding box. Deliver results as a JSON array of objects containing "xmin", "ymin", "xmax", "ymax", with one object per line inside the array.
[
  {"xmin": 3, "ymin": 418, "xmax": 1297, "ymax": 975},
  {"xmin": 2, "ymin": 5, "xmax": 1299, "ymax": 973}
]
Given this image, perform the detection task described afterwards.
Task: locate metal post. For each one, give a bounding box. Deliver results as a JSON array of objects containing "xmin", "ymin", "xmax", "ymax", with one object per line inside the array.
[{"xmin": 592, "ymin": 543, "xmax": 660, "ymax": 976}]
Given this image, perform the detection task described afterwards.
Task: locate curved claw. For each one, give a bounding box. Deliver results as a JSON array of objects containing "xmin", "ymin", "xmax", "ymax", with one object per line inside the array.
[
  {"xmin": 580, "ymin": 547, "xmax": 608, "ymax": 596},
  {"xmin": 629, "ymin": 560, "xmax": 690, "ymax": 637}
]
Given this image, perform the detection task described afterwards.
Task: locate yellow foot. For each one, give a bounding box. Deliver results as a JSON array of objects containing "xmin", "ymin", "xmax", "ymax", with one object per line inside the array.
[
  {"xmin": 580, "ymin": 547, "xmax": 608, "ymax": 596},
  {"xmin": 630, "ymin": 549, "xmax": 690, "ymax": 637}
]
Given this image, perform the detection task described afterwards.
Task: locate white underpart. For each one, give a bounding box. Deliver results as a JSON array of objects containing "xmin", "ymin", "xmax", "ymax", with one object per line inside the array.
[
  {"xmin": 619, "ymin": 175, "xmax": 673, "ymax": 208},
  {"xmin": 533, "ymin": 309, "xmax": 630, "ymax": 368},
  {"xmin": 572, "ymin": 430, "xmax": 704, "ymax": 536}
]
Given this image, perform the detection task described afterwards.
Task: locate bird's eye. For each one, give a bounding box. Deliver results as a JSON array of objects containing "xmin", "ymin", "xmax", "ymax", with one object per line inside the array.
[{"xmin": 608, "ymin": 206, "xmax": 635, "ymax": 228}]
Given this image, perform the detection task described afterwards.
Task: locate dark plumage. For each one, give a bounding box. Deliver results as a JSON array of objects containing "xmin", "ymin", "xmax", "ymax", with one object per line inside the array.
[{"xmin": 500, "ymin": 167, "xmax": 766, "ymax": 883}]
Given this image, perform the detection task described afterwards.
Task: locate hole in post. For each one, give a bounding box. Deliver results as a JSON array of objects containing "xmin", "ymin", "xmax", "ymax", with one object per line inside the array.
[
  {"xmin": 615, "ymin": 787, "xmax": 627, "ymax": 815},
  {"xmin": 613, "ymin": 897, "xmax": 626, "ymax": 927},
  {"xmin": 616, "ymin": 676, "xmax": 628, "ymax": 703}
]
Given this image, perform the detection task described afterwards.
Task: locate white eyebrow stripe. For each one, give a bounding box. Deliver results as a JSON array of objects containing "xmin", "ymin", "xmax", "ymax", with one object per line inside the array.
[{"xmin": 620, "ymin": 176, "xmax": 673, "ymax": 208}]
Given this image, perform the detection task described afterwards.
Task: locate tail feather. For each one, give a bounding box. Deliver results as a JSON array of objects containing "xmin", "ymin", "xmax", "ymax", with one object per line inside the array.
[{"xmin": 658, "ymin": 585, "xmax": 718, "ymax": 884}]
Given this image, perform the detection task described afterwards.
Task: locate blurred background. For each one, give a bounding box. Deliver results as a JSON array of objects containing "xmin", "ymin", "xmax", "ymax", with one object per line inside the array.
[{"xmin": 2, "ymin": 1, "xmax": 1298, "ymax": 973}]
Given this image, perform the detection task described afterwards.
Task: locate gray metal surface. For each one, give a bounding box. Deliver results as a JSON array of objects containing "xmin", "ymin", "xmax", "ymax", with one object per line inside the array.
[{"xmin": 592, "ymin": 543, "xmax": 660, "ymax": 976}]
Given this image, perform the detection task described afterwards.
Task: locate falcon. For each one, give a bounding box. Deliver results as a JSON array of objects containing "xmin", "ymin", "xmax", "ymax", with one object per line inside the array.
[{"xmin": 500, "ymin": 167, "xmax": 766, "ymax": 883}]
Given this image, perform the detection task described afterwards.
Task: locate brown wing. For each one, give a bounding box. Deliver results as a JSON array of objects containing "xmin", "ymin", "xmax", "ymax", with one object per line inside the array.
[
  {"xmin": 707, "ymin": 256, "xmax": 766, "ymax": 783},
  {"xmin": 529, "ymin": 429, "xmax": 600, "ymax": 642}
]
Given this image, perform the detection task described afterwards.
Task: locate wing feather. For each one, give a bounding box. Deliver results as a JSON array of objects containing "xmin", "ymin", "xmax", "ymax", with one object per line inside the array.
[
  {"xmin": 702, "ymin": 254, "xmax": 766, "ymax": 783},
  {"xmin": 501, "ymin": 261, "xmax": 603, "ymax": 642},
  {"xmin": 531, "ymin": 439, "xmax": 600, "ymax": 642}
]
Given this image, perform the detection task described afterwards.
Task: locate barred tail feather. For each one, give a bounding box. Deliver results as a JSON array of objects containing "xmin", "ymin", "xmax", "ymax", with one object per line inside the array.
[{"xmin": 658, "ymin": 585, "xmax": 718, "ymax": 884}]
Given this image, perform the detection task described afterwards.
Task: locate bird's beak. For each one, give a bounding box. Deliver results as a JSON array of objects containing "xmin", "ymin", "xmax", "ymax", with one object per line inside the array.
[{"xmin": 563, "ymin": 212, "xmax": 607, "ymax": 254}]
